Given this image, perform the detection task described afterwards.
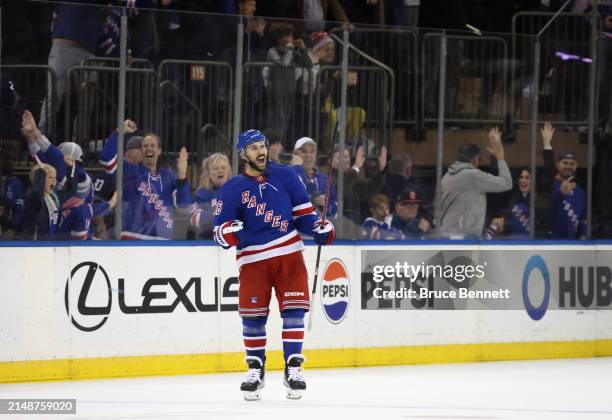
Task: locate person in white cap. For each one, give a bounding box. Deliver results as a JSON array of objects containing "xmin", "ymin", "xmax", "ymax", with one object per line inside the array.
[
  {"xmin": 291, "ymin": 136, "xmax": 337, "ymax": 219},
  {"xmin": 21, "ymin": 110, "xmax": 92, "ymax": 201},
  {"xmin": 21, "ymin": 110, "xmax": 96, "ymax": 240}
]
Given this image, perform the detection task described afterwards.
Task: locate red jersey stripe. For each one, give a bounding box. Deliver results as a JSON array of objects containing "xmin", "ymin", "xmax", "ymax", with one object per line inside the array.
[{"xmin": 237, "ymin": 234, "xmax": 302, "ymax": 257}]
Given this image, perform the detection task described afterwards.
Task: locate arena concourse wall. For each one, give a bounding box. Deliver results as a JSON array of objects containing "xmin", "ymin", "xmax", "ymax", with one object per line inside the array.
[{"xmin": 1, "ymin": 241, "xmax": 611, "ymax": 383}]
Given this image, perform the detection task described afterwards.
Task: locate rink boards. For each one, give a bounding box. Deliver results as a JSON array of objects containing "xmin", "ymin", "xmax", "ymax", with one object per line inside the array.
[{"xmin": 1, "ymin": 241, "xmax": 612, "ymax": 382}]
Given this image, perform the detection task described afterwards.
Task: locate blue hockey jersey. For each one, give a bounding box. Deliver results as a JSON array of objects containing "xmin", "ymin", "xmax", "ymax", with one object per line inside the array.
[
  {"xmin": 214, "ymin": 164, "xmax": 318, "ymax": 268},
  {"xmin": 551, "ymin": 179, "xmax": 587, "ymax": 239},
  {"xmin": 508, "ymin": 197, "xmax": 530, "ymax": 238},
  {"xmin": 192, "ymin": 187, "xmax": 220, "ymax": 239},
  {"xmin": 59, "ymin": 197, "xmax": 93, "ymax": 240},
  {"xmin": 99, "ymin": 131, "xmax": 193, "ymax": 240},
  {"xmin": 362, "ymin": 216, "xmax": 404, "ymax": 240},
  {"xmin": 290, "ymin": 165, "xmax": 337, "ymax": 219}
]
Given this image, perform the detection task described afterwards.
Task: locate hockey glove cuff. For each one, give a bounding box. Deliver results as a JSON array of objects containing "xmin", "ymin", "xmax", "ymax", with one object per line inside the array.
[
  {"xmin": 312, "ymin": 219, "xmax": 334, "ymax": 245},
  {"xmin": 214, "ymin": 220, "xmax": 243, "ymax": 248}
]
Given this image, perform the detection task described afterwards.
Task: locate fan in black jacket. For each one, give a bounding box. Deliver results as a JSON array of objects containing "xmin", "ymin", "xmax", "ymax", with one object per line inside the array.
[{"xmin": 21, "ymin": 163, "xmax": 77, "ymax": 240}]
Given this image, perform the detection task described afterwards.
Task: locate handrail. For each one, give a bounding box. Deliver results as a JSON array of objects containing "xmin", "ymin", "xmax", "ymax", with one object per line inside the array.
[
  {"xmin": 201, "ymin": 123, "xmax": 232, "ymax": 155},
  {"xmin": 159, "ymin": 79, "xmax": 203, "ymax": 152},
  {"xmin": 511, "ymin": 11, "xmax": 592, "ymax": 36},
  {"xmin": 65, "ymin": 65, "xmax": 157, "ymax": 142},
  {"xmin": 328, "ymin": 32, "xmax": 395, "ymax": 77},
  {"xmin": 328, "ymin": 32, "xmax": 395, "ymax": 153},
  {"xmin": 159, "ymin": 80, "xmax": 203, "ymax": 113},
  {"xmin": 83, "ymin": 56, "xmax": 154, "ymax": 69},
  {"xmin": 537, "ymin": 0, "xmax": 575, "ymax": 37},
  {"xmin": 420, "ymin": 33, "xmax": 508, "ymax": 124}
]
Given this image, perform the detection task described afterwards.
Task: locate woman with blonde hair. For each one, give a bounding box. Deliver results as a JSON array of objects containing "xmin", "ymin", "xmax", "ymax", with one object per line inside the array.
[
  {"xmin": 21, "ymin": 162, "xmax": 76, "ymax": 240},
  {"xmin": 191, "ymin": 153, "xmax": 231, "ymax": 239}
]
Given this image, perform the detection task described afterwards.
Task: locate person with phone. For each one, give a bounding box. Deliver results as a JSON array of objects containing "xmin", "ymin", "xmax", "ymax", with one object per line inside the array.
[{"xmin": 541, "ymin": 122, "xmax": 587, "ymax": 239}]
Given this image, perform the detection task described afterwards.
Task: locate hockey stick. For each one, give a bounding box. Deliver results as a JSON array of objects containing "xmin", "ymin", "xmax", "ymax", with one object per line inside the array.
[{"xmin": 307, "ymin": 126, "xmax": 337, "ymax": 331}]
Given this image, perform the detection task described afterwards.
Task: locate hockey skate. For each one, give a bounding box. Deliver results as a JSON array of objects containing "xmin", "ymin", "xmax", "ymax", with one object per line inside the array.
[
  {"xmin": 240, "ymin": 356, "xmax": 265, "ymax": 401},
  {"xmin": 283, "ymin": 354, "xmax": 306, "ymax": 400}
]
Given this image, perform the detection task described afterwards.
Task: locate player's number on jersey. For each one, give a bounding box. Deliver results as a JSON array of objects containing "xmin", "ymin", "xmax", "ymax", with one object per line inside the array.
[
  {"xmin": 214, "ymin": 200, "xmax": 223, "ymax": 216},
  {"xmin": 93, "ymin": 178, "xmax": 105, "ymax": 192}
]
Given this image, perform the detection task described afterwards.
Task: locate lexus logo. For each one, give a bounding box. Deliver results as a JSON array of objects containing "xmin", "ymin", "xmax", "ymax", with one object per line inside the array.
[{"xmin": 64, "ymin": 262, "xmax": 112, "ymax": 332}]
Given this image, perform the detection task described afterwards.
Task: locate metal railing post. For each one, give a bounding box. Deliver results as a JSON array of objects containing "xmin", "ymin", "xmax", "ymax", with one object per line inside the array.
[
  {"xmin": 337, "ymin": 27, "xmax": 350, "ymax": 238},
  {"xmin": 114, "ymin": 10, "xmax": 128, "ymax": 240},
  {"xmin": 529, "ymin": 39, "xmax": 540, "ymax": 240},
  {"xmin": 232, "ymin": 17, "xmax": 244, "ymax": 176},
  {"xmin": 434, "ymin": 31, "xmax": 447, "ymax": 237},
  {"xmin": 586, "ymin": 3, "xmax": 599, "ymax": 239}
]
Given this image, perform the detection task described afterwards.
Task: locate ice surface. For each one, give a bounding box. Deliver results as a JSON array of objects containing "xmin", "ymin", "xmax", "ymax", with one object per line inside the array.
[{"xmin": 1, "ymin": 358, "xmax": 611, "ymax": 420}]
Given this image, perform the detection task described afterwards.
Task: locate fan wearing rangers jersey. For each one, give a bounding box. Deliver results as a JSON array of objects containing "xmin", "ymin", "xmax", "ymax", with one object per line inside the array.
[
  {"xmin": 99, "ymin": 119, "xmax": 193, "ymax": 240},
  {"xmin": 20, "ymin": 110, "xmax": 93, "ymax": 240},
  {"xmin": 213, "ymin": 129, "xmax": 334, "ymax": 401}
]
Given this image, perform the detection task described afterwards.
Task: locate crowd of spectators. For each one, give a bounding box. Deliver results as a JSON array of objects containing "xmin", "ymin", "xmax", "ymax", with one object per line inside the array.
[
  {"xmin": 0, "ymin": 107, "xmax": 590, "ymax": 241},
  {"xmin": 0, "ymin": 0, "xmax": 603, "ymax": 241}
]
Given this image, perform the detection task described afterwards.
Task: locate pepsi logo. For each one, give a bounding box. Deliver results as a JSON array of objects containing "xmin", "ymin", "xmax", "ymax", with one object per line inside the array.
[{"xmin": 320, "ymin": 258, "xmax": 350, "ymax": 324}]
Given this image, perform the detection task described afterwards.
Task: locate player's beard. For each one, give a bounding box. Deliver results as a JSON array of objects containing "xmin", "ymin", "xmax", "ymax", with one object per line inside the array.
[{"xmin": 245, "ymin": 153, "xmax": 268, "ymax": 174}]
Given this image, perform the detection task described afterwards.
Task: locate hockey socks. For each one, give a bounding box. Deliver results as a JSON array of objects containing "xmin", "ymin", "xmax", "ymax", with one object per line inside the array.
[
  {"xmin": 242, "ymin": 316, "xmax": 267, "ymax": 364},
  {"xmin": 281, "ymin": 309, "xmax": 305, "ymax": 362}
]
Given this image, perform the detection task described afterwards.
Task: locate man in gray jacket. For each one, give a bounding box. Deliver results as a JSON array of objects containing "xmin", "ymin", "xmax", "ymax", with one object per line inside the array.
[{"xmin": 439, "ymin": 128, "xmax": 512, "ymax": 239}]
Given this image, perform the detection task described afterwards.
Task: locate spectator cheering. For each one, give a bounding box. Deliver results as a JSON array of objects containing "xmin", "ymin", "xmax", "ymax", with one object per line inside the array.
[
  {"xmin": 192, "ymin": 153, "xmax": 231, "ymax": 239},
  {"xmin": 541, "ymin": 122, "xmax": 587, "ymax": 239},
  {"xmin": 291, "ymin": 136, "xmax": 337, "ymax": 219},
  {"xmin": 439, "ymin": 127, "xmax": 512, "ymax": 239},
  {"xmin": 20, "ymin": 110, "xmax": 94, "ymax": 240},
  {"xmin": 488, "ymin": 168, "xmax": 531, "ymax": 239},
  {"xmin": 99, "ymin": 119, "xmax": 194, "ymax": 240},
  {"xmin": 21, "ymin": 110, "xmax": 92, "ymax": 201},
  {"xmin": 21, "ymin": 162, "xmax": 76, "ymax": 240}
]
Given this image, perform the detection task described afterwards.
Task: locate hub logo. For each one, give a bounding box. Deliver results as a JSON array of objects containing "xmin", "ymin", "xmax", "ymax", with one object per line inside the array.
[
  {"xmin": 522, "ymin": 255, "xmax": 550, "ymax": 321},
  {"xmin": 321, "ymin": 258, "xmax": 350, "ymax": 324}
]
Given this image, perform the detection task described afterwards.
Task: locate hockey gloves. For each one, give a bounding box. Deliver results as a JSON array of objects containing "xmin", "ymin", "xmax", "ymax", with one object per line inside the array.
[
  {"xmin": 214, "ymin": 220, "xmax": 244, "ymax": 248},
  {"xmin": 312, "ymin": 219, "xmax": 334, "ymax": 245}
]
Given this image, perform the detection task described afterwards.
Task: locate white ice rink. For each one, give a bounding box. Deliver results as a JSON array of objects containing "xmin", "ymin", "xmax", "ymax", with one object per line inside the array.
[{"xmin": 1, "ymin": 357, "xmax": 611, "ymax": 420}]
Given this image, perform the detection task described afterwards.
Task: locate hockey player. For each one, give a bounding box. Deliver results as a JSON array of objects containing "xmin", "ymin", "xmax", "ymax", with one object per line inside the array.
[
  {"xmin": 213, "ymin": 129, "xmax": 334, "ymax": 401},
  {"xmin": 99, "ymin": 119, "xmax": 193, "ymax": 240}
]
